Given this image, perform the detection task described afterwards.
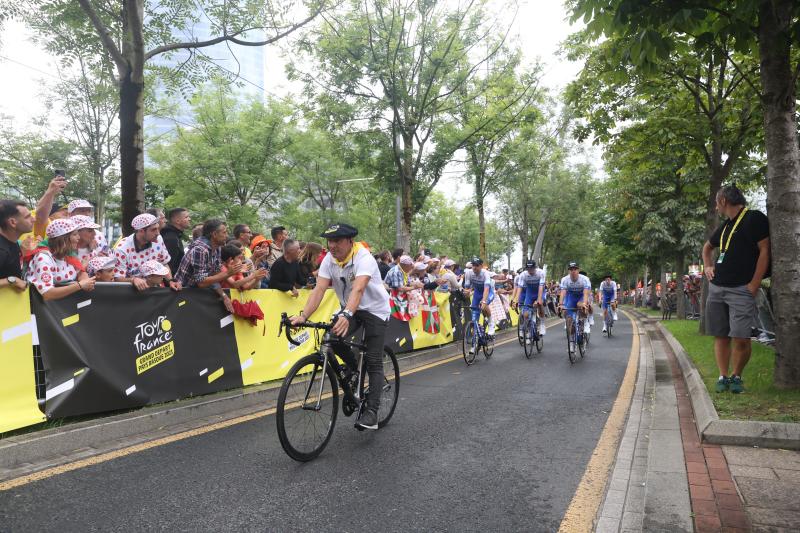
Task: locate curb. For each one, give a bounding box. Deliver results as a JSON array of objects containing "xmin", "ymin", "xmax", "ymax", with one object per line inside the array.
[
  {"xmin": 0, "ymin": 327, "xmax": 518, "ymax": 476},
  {"xmin": 655, "ymin": 321, "xmax": 800, "ymax": 451}
]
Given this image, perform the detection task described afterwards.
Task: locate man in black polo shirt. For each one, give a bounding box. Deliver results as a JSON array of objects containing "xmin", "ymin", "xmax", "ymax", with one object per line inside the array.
[
  {"xmin": 702, "ymin": 184, "xmax": 770, "ymax": 394},
  {"xmin": 0, "ymin": 199, "xmax": 34, "ymax": 291}
]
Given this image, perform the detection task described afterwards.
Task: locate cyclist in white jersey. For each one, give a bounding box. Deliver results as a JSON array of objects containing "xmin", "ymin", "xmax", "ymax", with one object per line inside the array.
[
  {"xmin": 512, "ymin": 259, "xmax": 547, "ymax": 337},
  {"xmin": 462, "ymin": 257, "xmax": 497, "ymax": 339},
  {"xmin": 600, "ymin": 274, "xmax": 619, "ymax": 332},
  {"xmin": 558, "ymin": 262, "xmax": 591, "ymax": 346}
]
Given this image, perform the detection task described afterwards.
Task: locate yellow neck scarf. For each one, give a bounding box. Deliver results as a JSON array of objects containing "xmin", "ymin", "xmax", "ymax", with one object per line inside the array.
[{"xmin": 334, "ymin": 242, "xmax": 363, "ymax": 267}]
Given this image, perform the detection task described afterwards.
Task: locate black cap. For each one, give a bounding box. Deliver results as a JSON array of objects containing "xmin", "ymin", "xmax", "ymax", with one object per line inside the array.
[
  {"xmin": 471, "ymin": 256, "xmax": 483, "ymax": 265},
  {"xmin": 50, "ymin": 203, "xmax": 66, "ymax": 216},
  {"xmin": 568, "ymin": 261, "xmax": 579, "ymax": 269},
  {"xmin": 604, "ymin": 273, "xmax": 612, "ymax": 279},
  {"xmin": 320, "ymin": 223, "xmax": 358, "ymax": 239},
  {"xmin": 525, "ymin": 259, "xmax": 537, "ymax": 269}
]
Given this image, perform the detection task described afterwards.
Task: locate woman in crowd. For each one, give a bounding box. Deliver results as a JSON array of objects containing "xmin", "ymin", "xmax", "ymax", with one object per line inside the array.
[
  {"xmin": 73, "ymin": 215, "xmax": 110, "ymax": 265},
  {"xmin": 26, "ymin": 218, "xmax": 96, "ymax": 300},
  {"xmin": 298, "ymin": 241, "xmax": 323, "ymax": 286}
]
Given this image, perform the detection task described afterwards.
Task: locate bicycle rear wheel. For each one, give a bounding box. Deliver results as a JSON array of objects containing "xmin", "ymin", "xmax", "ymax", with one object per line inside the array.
[
  {"xmin": 578, "ymin": 322, "xmax": 587, "ymax": 358},
  {"xmin": 276, "ymin": 354, "xmax": 339, "ymax": 462},
  {"xmin": 362, "ymin": 348, "xmax": 400, "ymax": 428},
  {"xmin": 462, "ymin": 321, "xmax": 477, "ymax": 365},
  {"xmin": 483, "ymin": 324, "xmax": 494, "ymax": 359}
]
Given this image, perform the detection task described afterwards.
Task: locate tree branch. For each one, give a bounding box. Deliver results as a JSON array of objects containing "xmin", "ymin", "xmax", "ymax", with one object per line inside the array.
[{"xmin": 76, "ymin": 0, "xmax": 127, "ymax": 74}]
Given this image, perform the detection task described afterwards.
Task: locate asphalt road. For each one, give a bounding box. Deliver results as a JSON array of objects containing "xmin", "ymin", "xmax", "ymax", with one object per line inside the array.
[{"xmin": 0, "ymin": 314, "xmax": 633, "ymax": 532}]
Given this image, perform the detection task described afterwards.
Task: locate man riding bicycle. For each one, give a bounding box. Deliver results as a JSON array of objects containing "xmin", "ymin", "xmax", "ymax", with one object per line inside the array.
[
  {"xmin": 512, "ymin": 259, "xmax": 547, "ymax": 340},
  {"xmin": 558, "ymin": 262, "xmax": 591, "ymax": 351},
  {"xmin": 290, "ymin": 223, "xmax": 390, "ymax": 430},
  {"xmin": 600, "ymin": 274, "xmax": 619, "ymax": 333},
  {"xmin": 462, "ymin": 257, "xmax": 496, "ymax": 351}
]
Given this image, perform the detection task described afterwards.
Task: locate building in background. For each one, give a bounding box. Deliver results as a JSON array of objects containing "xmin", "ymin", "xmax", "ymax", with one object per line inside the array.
[{"xmin": 144, "ymin": 8, "xmax": 266, "ymax": 143}]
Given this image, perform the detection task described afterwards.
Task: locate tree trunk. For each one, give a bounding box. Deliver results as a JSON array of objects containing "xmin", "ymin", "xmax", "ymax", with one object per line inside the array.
[
  {"xmin": 399, "ymin": 177, "xmax": 412, "ymax": 252},
  {"xmin": 532, "ymin": 210, "xmax": 547, "ymax": 264},
  {"xmin": 477, "ymin": 196, "xmax": 486, "ymax": 262},
  {"xmin": 519, "ymin": 203, "xmax": 529, "ymax": 261},
  {"xmin": 759, "ymin": 0, "xmax": 800, "ymax": 389},
  {"xmin": 676, "ymin": 252, "xmax": 686, "ymax": 319},
  {"xmin": 118, "ymin": 70, "xmax": 145, "ymax": 235}
]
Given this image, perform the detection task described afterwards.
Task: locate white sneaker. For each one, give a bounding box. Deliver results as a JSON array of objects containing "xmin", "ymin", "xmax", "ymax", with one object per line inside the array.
[
  {"xmin": 488, "ymin": 321, "xmax": 496, "ymax": 336},
  {"xmin": 584, "ymin": 323, "xmax": 591, "ymax": 334},
  {"xmin": 602, "ymin": 325, "xmax": 607, "ymax": 333},
  {"xmin": 569, "ymin": 342, "xmax": 576, "ymax": 353},
  {"xmin": 588, "ymin": 315, "xmax": 594, "ymax": 326},
  {"xmin": 469, "ymin": 346, "xmax": 475, "ymax": 355},
  {"xmin": 613, "ymin": 311, "xmax": 618, "ymax": 321},
  {"xmin": 540, "ymin": 322, "xmax": 546, "ymax": 336}
]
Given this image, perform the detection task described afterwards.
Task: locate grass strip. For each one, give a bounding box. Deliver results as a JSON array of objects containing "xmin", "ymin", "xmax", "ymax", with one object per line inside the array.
[{"xmin": 661, "ymin": 320, "xmax": 800, "ymax": 423}]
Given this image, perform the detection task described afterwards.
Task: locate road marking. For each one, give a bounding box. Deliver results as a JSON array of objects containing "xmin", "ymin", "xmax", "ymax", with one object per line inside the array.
[
  {"xmin": 0, "ymin": 318, "xmax": 560, "ymax": 492},
  {"xmin": 557, "ymin": 311, "xmax": 640, "ymax": 533}
]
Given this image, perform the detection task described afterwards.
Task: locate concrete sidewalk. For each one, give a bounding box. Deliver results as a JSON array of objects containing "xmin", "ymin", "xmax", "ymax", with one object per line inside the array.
[{"xmin": 598, "ymin": 312, "xmax": 800, "ymax": 532}]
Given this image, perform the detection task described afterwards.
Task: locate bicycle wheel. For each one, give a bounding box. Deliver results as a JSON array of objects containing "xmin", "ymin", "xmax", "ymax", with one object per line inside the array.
[
  {"xmin": 462, "ymin": 321, "xmax": 477, "ymax": 365},
  {"xmin": 522, "ymin": 323, "xmax": 533, "ymax": 359},
  {"xmin": 517, "ymin": 314, "xmax": 525, "ymax": 345},
  {"xmin": 276, "ymin": 354, "xmax": 339, "ymax": 462},
  {"xmin": 535, "ymin": 317, "xmax": 544, "ymax": 354},
  {"xmin": 567, "ymin": 320, "xmax": 577, "ymax": 364},
  {"xmin": 578, "ymin": 322, "xmax": 587, "ymax": 358},
  {"xmin": 362, "ymin": 348, "xmax": 400, "ymax": 428},
  {"xmin": 483, "ymin": 324, "xmax": 494, "ymax": 359}
]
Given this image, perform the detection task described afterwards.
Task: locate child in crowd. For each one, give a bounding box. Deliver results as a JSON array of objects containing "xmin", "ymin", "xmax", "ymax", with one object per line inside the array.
[
  {"xmin": 140, "ymin": 260, "xmax": 170, "ymax": 288},
  {"xmin": 221, "ymin": 244, "xmax": 266, "ymax": 290},
  {"xmin": 86, "ymin": 256, "xmax": 117, "ymax": 282}
]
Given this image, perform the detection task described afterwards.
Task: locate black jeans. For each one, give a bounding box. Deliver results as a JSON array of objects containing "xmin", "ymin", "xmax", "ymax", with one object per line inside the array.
[{"xmin": 331, "ymin": 310, "xmax": 387, "ymax": 412}]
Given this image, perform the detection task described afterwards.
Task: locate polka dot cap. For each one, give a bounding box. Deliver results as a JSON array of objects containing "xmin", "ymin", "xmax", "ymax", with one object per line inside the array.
[
  {"xmin": 140, "ymin": 259, "xmax": 169, "ymax": 277},
  {"xmin": 68, "ymin": 199, "xmax": 93, "ymax": 213},
  {"xmin": 71, "ymin": 215, "xmax": 100, "ymax": 230},
  {"xmin": 46, "ymin": 218, "xmax": 79, "ymax": 238},
  {"xmin": 87, "ymin": 256, "xmax": 117, "ymax": 276},
  {"xmin": 131, "ymin": 213, "xmax": 158, "ymax": 230}
]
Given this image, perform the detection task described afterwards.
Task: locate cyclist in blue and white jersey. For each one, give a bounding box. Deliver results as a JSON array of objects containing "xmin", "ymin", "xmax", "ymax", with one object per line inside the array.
[
  {"xmin": 558, "ymin": 262, "xmax": 591, "ymax": 347},
  {"xmin": 463, "ymin": 257, "xmax": 496, "ymax": 348},
  {"xmin": 600, "ymin": 274, "xmax": 619, "ymax": 332},
  {"xmin": 512, "ymin": 259, "xmax": 547, "ymax": 338}
]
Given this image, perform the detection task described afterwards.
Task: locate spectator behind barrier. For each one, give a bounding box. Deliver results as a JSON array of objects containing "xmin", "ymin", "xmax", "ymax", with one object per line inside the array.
[
  {"xmin": 86, "ymin": 256, "xmax": 117, "ymax": 282},
  {"xmin": 269, "ymin": 238, "xmax": 307, "ymax": 297},
  {"xmin": 0, "ymin": 199, "xmax": 34, "ymax": 291},
  {"xmin": 384, "ymin": 255, "xmax": 419, "ymax": 292},
  {"xmin": 264, "ymin": 226, "xmax": 287, "ymax": 268},
  {"xmin": 113, "ymin": 213, "xmax": 178, "ymax": 292},
  {"xmin": 162, "ymin": 208, "xmax": 191, "ymax": 274},
  {"xmin": 220, "ymin": 243, "xmax": 265, "ymax": 290},
  {"xmin": 298, "ymin": 241, "xmax": 323, "ymax": 287},
  {"xmin": 26, "ymin": 218, "xmax": 96, "ymax": 300},
  {"xmin": 232, "ymin": 224, "xmax": 254, "ymax": 259},
  {"xmin": 72, "ymin": 215, "xmax": 110, "ymax": 265},
  {"xmin": 190, "ymin": 223, "xmax": 204, "ymax": 241},
  {"xmin": 176, "ymin": 219, "xmax": 235, "ymax": 313},
  {"xmin": 145, "ymin": 208, "xmax": 167, "ymax": 230},
  {"xmin": 140, "ymin": 259, "xmax": 171, "ymax": 289}
]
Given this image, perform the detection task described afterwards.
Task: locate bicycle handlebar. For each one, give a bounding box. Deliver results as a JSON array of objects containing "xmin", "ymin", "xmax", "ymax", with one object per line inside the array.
[{"xmin": 278, "ymin": 312, "xmax": 331, "ymax": 346}]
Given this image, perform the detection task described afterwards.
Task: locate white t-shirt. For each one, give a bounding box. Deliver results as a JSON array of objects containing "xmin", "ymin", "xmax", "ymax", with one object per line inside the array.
[
  {"xmin": 113, "ymin": 234, "xmax": 172, "ymax": 278},
  {"xmin": 26, "ymin": 250, "xmax": 79, "ymax": 294},
  {"xmin": 318, "ymin": 245, "xmax": 391, "ymax": 321}
]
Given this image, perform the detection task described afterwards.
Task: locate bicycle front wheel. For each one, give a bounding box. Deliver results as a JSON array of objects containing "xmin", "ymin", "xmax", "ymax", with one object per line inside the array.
[
  {"xmin": 362, "ymin": 348, "xmax": 400, "ymax": 428},
  {"xmin": 567, "ymin": 320, "xmax": 577, "ymax": 364},
  {"xmin": 535, "ymin": 317, "xmax": 544, "ymax": 354},
  {"xmin": 462, "ymin": 321, "xmax": 477, "ymax": 365},
  {"xmin": 517, "ymin": 314, "xmax": 525, "ymax": 345},
  {"xmin": 523, "ymin": 320, "xmax": 534, "ymax": 359},
  {"xmin": 276, "ymin": 354, "xmax": 339, "ymax": 462}
]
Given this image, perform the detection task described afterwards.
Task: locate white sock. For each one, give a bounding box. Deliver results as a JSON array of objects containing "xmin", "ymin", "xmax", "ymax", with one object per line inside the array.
[
  {"xmin": 584, "ymin": 322, "xmax": 591, "ymax": 333},
  {"xmin": 540, "ymin": 321, "xmax": 546, "ymax": 335},
  {"xmin": 488, "ymin": 318, "xmax": 495, "ymax": 335},
  {"xmin": 613, "ymin": 311, "xmax": 618, "ymax": 320},
  {"xmin": 588, "ymin": 315, "xmax": 594, "ymax": 325}
]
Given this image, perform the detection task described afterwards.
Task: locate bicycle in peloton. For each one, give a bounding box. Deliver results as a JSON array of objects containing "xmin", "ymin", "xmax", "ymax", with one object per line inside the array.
[
  {"xmin": 603, "ymin": 305, "xmax": 614, "ymax": 337},
  {"xmin": 462, "ymin": 305, "xmax": 495, "ymax": 365},
  {"xmin": 562, "ymin": 307, "xmax": 587, "ymax": 364},
  {"xmin": 275, "ymin": 313, "xmax": 400, "ymax": 462},
  {"xmin": 519, "ymin": 303, "xmax": 543, "ymax": 358}
]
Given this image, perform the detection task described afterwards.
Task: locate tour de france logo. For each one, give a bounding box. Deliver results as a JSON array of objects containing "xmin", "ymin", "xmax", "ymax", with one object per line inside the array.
[{"xmin": 133, "ymin": 315, "xmax": 175, "ymax": 375}]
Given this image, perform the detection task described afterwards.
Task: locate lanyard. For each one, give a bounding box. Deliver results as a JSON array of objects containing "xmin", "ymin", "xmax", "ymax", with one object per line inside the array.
[{"xmin": 719, "ymin": 207, "xmax": 748, "ymax": 254}]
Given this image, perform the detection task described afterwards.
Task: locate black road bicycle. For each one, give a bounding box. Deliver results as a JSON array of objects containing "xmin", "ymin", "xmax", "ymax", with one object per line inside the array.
[{"xmin": 275, "ymin": 313, "xmax": 400, "ymax": 462}]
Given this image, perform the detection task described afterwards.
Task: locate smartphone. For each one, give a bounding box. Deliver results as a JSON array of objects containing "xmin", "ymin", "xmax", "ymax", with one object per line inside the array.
[
  {"xmin": 424, "ymin": 248, "xmax": 432, "ymax": 257},
  {"xmin": 54, "ymin": 169, "xmax": 66, "ymax": 179}
]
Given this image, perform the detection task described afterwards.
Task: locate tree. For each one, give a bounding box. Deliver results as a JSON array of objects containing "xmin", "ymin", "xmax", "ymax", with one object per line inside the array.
[
  {"xmin": 568, "ymin": 0, "xmax": 800, "ymax": 388},
  {"xmin": 292, "ymin": 0, "xmax": 517, "ymax": 249},
  {"xmin": 148, "ymin": 83, "xmax": 294, "ymax": 226},
  {"xmin": 6, "ymin": 0, "xmax": 323, "ymax": 233}
]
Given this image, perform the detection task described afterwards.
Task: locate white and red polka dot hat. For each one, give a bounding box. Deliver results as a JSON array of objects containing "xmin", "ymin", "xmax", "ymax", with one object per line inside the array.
[
  {"xmin": 140, "ymin": 260, "xmax": 169, "ymax": 277},
  {"xmin": 131, "ymin": 213, "xmax": 158, "ymax": 230},
  {"xmin": 67, "ymin": 199, "xmax": 93, "ymax": 214},
  {"xmin": 86, "ymin": 256, "xmax": 117, "ymax": 276},
  {"xmin": 46, "ymin": 218, "xmax": 79, "ymax": 238},
  {"xmin": 71, "ymin": 215, "xmax": 101, "ymax": 230}
]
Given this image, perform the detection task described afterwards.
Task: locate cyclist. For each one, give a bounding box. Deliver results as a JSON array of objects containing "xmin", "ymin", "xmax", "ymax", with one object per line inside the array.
[
  {"xmin": 512, "ymin": 259, "xmax": 547, "ymax": 341},
  {"xmin": 600, "ymin": 274, "xmax": 619, "ymax": 333},
  {"xmin": 290, "ymin": 223, "xmax": 390, "ymax": 430},
  {"xmin": 558, "ymin": 262, "xmax": 591, "ymax": 352},
  {"xmin": 463, "ymin": 257, "xmax": 496, "ymax": 351}
]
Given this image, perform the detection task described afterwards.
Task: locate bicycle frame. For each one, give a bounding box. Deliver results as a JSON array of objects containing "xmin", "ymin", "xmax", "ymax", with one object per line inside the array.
[
  {"xmin": 468, "ymin": 305, "xmax": 488, "ymax": 346},
  {"xmin": 520, "ymin": 304, "xmax": 538, "ymax": 338}
]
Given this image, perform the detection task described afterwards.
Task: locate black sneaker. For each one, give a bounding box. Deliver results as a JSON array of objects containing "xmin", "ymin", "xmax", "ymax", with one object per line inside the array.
[{"xmin": 355, "ymin": 409, "xmax": 378, "ymax": 430}]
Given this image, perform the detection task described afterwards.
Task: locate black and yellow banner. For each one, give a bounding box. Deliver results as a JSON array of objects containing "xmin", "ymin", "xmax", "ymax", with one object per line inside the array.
[{"xmin": 0, "ymin": 286, "xmax": 463, "ymax": 431}]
